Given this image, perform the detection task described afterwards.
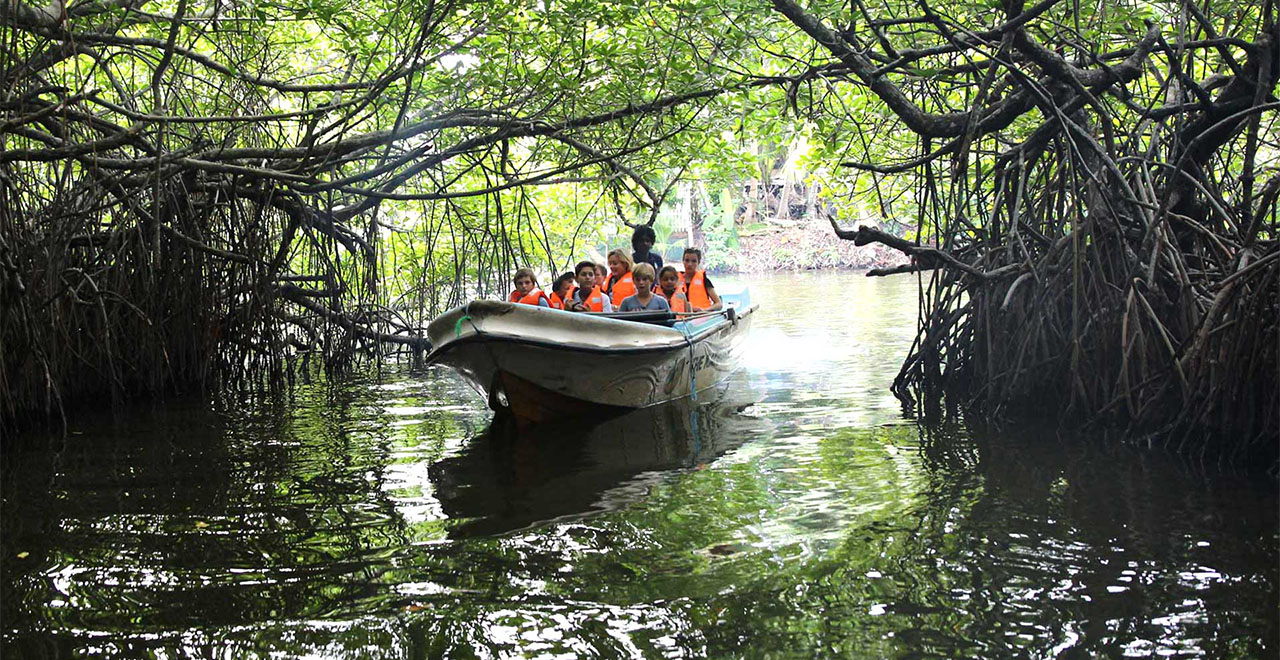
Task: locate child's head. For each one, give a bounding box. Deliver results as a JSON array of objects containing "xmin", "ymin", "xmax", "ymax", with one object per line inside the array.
[
  {"xmin": 658, "ymin": 265, "xmax": 680, "ymax": 294},
  {"xmin": 512, "ymin": 267, "xmax": 537, "ymax": 294},
  {"xmin": 594, "ymin": 263, "xmax": 607, "ymax": 281},
  {"xmin": 632, "ymin": 263, "xmax": 655, "ymax": 293},
  {"xmin": 575, "ymin": 261, "xmax": 597, "ymax": 289},
  {"xmin": 553, "ymin": 272, "xmax": 576, "ymax": 298},
  {"xmin": 607, "ymin": 250, "xmax": 634, "ymax": 277},
  {"xmin": 631, "ymin": 225, "xmax": 656, "ymax": 254},
  {"xmin": 682, "ymin": 247, "xmax": 703, "ymax": 274}
]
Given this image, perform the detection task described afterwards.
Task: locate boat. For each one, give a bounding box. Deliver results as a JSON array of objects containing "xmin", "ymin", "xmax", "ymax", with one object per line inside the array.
[{"xmin": 425, "ymin": 290, "xmax": 757, "ymax": 423}]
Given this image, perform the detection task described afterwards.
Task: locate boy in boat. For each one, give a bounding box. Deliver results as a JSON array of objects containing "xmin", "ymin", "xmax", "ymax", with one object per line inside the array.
[
  {"xmin": 657, "ymin": 265, "xmax": 690, "ymax": 313},
  {"xmin": 682, "ymin": 248, "xmax": 722, "ymax": 312},
  {"xmin": 604, "ymin": 249, "xmax": 636, "ymax": 307},
  {"xmin": 508, "ymin": 268, "xmax": 550, "ymax": 307},
  {"xmin": 631, "ymin": 225, "xmax": 664, "ymax": 272},
  {"xmin": 618, "ymin": 263, "xmax": 669, "ymax": 312},
  {"xmin": 568, "ymin": 260, "xmax": 612, "ymax": 312},
  {"xmin": 549, "ymin": 272, "xmax": 576, "ymax": 310}
]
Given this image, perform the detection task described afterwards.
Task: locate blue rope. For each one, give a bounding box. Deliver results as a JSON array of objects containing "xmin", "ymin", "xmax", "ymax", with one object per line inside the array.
[{"xmin": 678, "ymin": 318, "xmax": 702, "ymax": 455}]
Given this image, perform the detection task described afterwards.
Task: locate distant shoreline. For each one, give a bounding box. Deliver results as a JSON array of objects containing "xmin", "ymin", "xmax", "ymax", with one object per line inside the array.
[{"xmin": 719, "ymin": 214, "xmax": 910, "ymax": 273}]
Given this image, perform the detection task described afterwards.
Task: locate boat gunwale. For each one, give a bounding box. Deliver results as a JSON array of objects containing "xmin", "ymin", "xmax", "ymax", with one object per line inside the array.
[{"xmin": 425, "ymin": 303, "xmax": 756, "ymax": 364}]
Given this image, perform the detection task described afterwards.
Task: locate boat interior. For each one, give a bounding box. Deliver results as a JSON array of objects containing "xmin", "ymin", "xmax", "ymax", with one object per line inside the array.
[{"xmin": 583, "ymin": 290, "xmax": 751, "ymax": 329}]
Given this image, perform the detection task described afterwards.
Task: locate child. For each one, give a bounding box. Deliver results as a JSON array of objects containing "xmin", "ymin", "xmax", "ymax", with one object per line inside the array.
[
  {"xmin": 619, "ymin": 263, "xmax": 669, "ymax": 312},
  {"xmin": 509, "ymin": 268, "xmax": 550, "ymax": 307},
  {"xmin": 605, "ymin": 249, "xmax": 636, "ymax": 307},
  {"xmin": 549, "ymin": 272, "xmax": 576, "ymax": 310},
  {"xmin": 631, "ymin": 225, "xmax": 663, "ymax": 272},
  {"xmin": 681, "ymin": 248, "xmax": 721, "ymax": 312},
  {"xmin": 594, "ymin": 262, "xmax": 608, "ymax": 288},
  {"xmin": 569, "ymin": 260, "xmax": 611, "ymax": 312},
  {"xmin": 657, "ymin": 265, "xmax": 690, "ymax": 313}
]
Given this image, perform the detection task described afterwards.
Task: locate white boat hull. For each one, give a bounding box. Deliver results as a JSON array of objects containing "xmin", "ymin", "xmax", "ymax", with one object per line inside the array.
[{"xmin": 426, "ymin": 293, "xmax": 755, "ymax": 422}]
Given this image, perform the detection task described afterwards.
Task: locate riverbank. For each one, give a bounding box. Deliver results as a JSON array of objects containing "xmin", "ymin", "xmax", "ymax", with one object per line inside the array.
[{"xmin": 724, "ymin": 213, "xmax": 908, "ymax": 273}]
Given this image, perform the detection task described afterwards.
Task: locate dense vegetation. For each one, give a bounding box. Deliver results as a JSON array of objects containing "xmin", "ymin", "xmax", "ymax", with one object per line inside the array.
[{"xmin": 2, "ymin": 0, "xmax": 1275, "ymax": 458}]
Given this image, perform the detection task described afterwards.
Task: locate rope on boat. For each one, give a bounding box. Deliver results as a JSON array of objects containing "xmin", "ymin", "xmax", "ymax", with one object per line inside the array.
[
  {"xmin": 676, "ymin": 303, "xmax": 741, "ymax": 458},
  {"xmin": 677, "ymin": 315, "xmax": 702, "ymax": 455},
  {"xmin": 454, "ymin": 301, "xmax": 482, "ymax": 338}
]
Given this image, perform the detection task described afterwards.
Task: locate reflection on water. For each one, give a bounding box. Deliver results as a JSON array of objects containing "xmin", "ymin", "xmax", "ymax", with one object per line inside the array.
[
  {"xmin": 2, "ymin": 272, "xmax": 1275, "ymax": 659},
  {"xmin": 433, "ymin": 377, "xmax": 760, "ymax": 537}
]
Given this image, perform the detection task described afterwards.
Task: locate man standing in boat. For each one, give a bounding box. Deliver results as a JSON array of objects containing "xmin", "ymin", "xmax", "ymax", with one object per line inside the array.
[{"xmin": 631, "ymin": 225, "xmax": 664, "ymax": 273}]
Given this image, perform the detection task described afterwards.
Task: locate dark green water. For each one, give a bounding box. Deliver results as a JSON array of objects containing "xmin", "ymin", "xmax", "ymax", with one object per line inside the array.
[{"xmin": 2, "ymin": 272, "xmax": 1276, "ymax": 659}]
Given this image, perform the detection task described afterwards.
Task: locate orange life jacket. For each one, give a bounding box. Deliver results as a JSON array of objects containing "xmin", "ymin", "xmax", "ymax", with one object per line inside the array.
[
  {"xmin": 662, "ymin": 290, "xmax": 690, "ymax": 313},
  {"xmin": 684, "ymin": 269, "xmax": 711, "ymax": 309},
  {"xmin": 607, "ymin": 272, "xmax": 635, "ymax": 307},
  {"xmin": 549, "ymin": 291, "xmax": 566, "ymax": 310},
  {"xmin": 576, "ymin": 285, "xmax": 607, "ymax": 312},
  {"xmin": 508, "ymin": 290, "xmax": 522, "ymax": 303},
  {"xmin": 513, "ymin": 289, "xmax": 550, "ymax": 307}
]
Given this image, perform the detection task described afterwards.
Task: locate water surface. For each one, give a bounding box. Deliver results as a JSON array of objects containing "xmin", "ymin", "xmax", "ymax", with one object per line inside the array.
[{"xmin": 3, "ymin": 271, "xmax": 1275, "ymax": 658}]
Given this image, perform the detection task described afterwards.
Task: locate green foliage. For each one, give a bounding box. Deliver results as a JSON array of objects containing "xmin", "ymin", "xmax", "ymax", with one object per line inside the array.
[{"xmin": 700, "ymin": 188, "xmax": 739, "ymax": 272}]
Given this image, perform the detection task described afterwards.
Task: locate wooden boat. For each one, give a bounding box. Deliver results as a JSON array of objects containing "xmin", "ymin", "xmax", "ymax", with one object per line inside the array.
[{"xmin": 425, "ymin": 290, "xmax": 757, "ymax": 423}]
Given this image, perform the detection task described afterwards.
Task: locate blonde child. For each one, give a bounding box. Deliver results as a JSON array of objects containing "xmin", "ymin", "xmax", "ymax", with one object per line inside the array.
[{"xmin": 618, "ymin": 263, "xmax": 669, "ymax": 312}]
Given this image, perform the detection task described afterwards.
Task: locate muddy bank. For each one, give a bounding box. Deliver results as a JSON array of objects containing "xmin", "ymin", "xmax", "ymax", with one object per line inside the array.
[{"xmin": 723, "ymin": 215, "xmax": 909, "ymax": 273}]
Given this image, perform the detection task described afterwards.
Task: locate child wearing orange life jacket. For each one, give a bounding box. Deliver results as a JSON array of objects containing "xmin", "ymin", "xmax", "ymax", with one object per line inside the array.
[
  {"xmin": 618, "ymin": 263, "xmax": 669, "ymax": 312},
  {"xmin": 604, "ymin": 249, "xmax": 636, "ymax": 307},
  {"xmin": 657, "ymin": 266, "xmax": 690, "ymax": 313},
  {"xmin": 681, "ymin": 247, "xmax": 722, "ymax": 312},
  {"xmin": 549, "ymin": 272, "xmax": 576, "ymax": 310},
  {"xmin": 568, "ymin": 260, "xmax": 612, "ymax": 312},
  {"xmin": 508, "ymin": 268, "xmax": 550, "ymax": 307},
  {"xmin": 594, "ymin": 262, "xmax": 608, "ymax": 288}
]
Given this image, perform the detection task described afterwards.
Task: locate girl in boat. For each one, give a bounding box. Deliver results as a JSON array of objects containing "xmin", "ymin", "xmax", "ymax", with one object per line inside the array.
[
  {"xmin": 568, "ymin": 260, "xmax": 612, "ymax": 312},
  {"xmin": 618, "ymin": 263, "xmax": 669, "ymax": 312},
  {"xmin": 604, "ymin": 249, "xmax": 636, "ymax": 307},
  {"xmin": 508, "ymin": 268, "xmax": 550, "ymax": 307},
  {"xmin": 681, "ymin": 248, "xmax": 722, "ymax": 312},
  {"xmin": 549, "ymin": 272, "xmax": 576, "ymax": 310},
  {"xmin": 657, "ymin": 265, "xmax": 690, "ymax": 313}
]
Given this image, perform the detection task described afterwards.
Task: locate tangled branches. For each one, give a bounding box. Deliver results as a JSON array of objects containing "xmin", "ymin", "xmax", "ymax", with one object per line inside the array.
[
  {"xmin": 790, "ymin": 0, "xmax": 1280, "ymax": 460},
  {"xmin": 0, "ymin": 0, "xmax": 758, "ymax": 426}
]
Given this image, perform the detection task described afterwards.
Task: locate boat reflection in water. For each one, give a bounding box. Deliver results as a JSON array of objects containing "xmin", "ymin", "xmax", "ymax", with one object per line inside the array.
[{"xmin": 430, "ymin": 375, "xmax": 761, "ymax": 537}]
